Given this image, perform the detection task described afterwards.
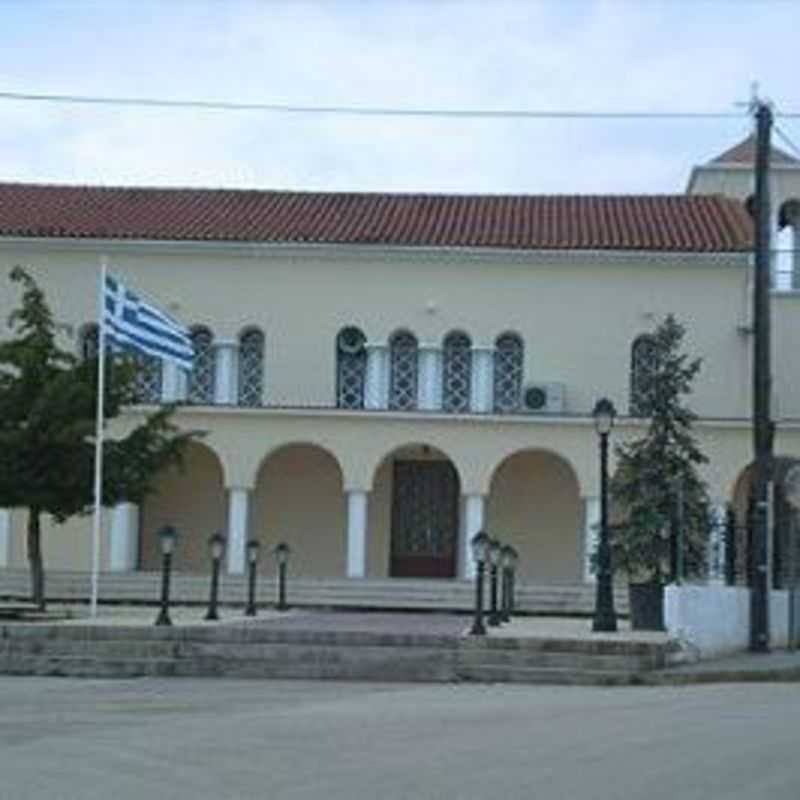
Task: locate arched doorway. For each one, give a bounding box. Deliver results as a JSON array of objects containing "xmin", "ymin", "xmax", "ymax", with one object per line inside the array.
[
  {"xmin": 486, "ymin": 449, "xmax": 582, "ymax": 584},
  {"xmin": 371, "ymin": 444, "xmax": 461, "ymax": 578},
  {"xmin": 251, "ymin": 444, "xmax": 345, "ymax": 578},
  {"xmin": 731, "ymin": 457, "xmax": 800, "ymax": 588},
  {"xmin": 139, "ymin": 441, "xmax": 226, "ymax": 572}
]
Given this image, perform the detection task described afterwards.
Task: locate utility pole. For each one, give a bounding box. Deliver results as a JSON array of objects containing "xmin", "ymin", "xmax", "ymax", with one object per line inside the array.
[{"xmin": 750, "ymin": 98, "xmax": 774, "ymax": 653}]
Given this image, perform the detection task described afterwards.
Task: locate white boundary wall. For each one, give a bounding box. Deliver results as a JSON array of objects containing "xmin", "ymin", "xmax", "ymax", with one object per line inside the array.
[{"xmin": 665, "ymin": 584, "xmax": 790, "ymax": 657}]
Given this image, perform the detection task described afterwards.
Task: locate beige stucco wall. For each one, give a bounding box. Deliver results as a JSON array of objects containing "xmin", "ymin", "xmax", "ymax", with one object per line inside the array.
[
  {"xmin": 486, "ymin": 450, "xmax": 582, "ymax": 584},
  {"xmin": 3, "ymin": 238, "xmax": 800, "ymax": 581},
  {"xmin": 0, "ymin": 241, "xmax": 753, "ymax": 419},
  {"xmin": 250, "ymin": 444, "xmax": 345, "ymax": 578},
  {"xmin": 139, "ymin": 441, "xmax": 226, "ymax": 572}
]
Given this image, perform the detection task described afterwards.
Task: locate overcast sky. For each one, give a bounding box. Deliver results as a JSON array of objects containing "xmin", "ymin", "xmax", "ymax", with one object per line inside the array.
[{"xmin": 0, "ymin": 0, "xmax": 797, "ymax": 194}]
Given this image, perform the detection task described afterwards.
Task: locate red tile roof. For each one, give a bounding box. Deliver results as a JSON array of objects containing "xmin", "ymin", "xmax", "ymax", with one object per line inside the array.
[
  {"xmin": 709, "ymin": 134, "xmax": 798, "ymax": 166},
  {"xmin": 0, "ymin": 182, "xmax": 753, "ymax": 253}
]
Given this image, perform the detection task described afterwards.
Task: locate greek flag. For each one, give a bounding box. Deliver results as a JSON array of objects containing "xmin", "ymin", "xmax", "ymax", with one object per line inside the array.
[{"xmin": 103, "ymin": 275, "xmax": 194, "ymax": 371}]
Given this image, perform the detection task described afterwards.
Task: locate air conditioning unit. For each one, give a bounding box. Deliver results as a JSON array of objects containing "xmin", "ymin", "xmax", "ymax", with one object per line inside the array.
[{"xmin": 523, "ymin": 382, "xmax": 566, "ymax": 414}]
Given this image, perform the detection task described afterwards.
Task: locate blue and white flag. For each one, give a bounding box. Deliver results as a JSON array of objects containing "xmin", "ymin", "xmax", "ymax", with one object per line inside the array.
[{"xmin": 103, "ymin": 274, "xmax": 194, "ymax": 371}]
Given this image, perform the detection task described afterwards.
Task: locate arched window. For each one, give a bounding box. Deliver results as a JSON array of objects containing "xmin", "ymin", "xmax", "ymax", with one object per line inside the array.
[
  {"xmin": 493, "ymin": 333, "xmax": 523, "ymax": 413},
  {"xmin": 778, "ymin": 200, "xmax": 800, "ymax": 291},
  {"xmin": 630, "ymin": 334, "xmax": 659, "ymax": 417},
  {"xmin": 188, "ymin": 326, "xmax": 215, "ymax": 404},
  {"xmin": 389, "ymin": 331, "xmax": 418, "ymax": 411},
  {"xmin": 133, "ymin": 354, "xmax": 163, "ymax": 404},
  {"xmin": 79, "ymin": 323, "xmax": 99, "ymax": 361},
  {"xmin": 336, "ymin": 326, "xmax": 367, "ymax": 409},
  {"xmin": 442, "ymin": 331, "xmax": 472, "ymax": 413},
  {"xmin": 238, "ymin": 328, "xmax": 264, "ymax": 407}
]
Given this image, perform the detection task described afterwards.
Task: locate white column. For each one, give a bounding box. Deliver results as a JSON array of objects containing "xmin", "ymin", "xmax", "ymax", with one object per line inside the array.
[
  {"xmin": 227, "ymin": 487, "xmax": 250, "ymax": 575},
  {"xmin": 108, "ymin": 502, "xmax": 139, "ymax": 571},
  {"xmin": 418, "ymin": 345, "xmax": 442, "ymax": 411},
  {"xmin": 470, "ymin": 346, "xmax": 494, "ymax": 413},
  {"xmin": 461, "ymin": 494, "xmax": 485, "ymax": 579},
  {"xmin": 365, "ymin": 343, "xmax": 389, "ymax": 410},
  {"xmin": 583, "ymin": 496, "xmax": 600, "ymax": 583},
  {"xmin": 0, "ymin": 509, "xmax": 11, "ymax": 568},
  {"xmin": 706, "ymin": 501, "xmax": 727, "ymax": 585},
  {"xmin": 214, "ymin": 340, "xmax": 239, "ymax": 405},
  {"xmin": 346, "ymin": 490, "xmax": 368, "ymax": 578},
  {"xmin": 792, "ymin": 219, "xmax": 800, "ymax": 291}
]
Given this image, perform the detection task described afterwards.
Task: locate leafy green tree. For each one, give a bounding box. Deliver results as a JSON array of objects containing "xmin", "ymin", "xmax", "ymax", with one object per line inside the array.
[
  {"xmin": 610, "ymin": 314, "xmax": 711, "ymax": 583},
  {"xmin": 0, "ymin": 267, "xmax": 196, "ymax": 608}
]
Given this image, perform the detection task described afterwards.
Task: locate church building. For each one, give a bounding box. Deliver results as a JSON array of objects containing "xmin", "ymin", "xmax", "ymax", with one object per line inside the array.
[{"xmin": 1, "ymin": 135, "xmax": 799, "ymax": 592}]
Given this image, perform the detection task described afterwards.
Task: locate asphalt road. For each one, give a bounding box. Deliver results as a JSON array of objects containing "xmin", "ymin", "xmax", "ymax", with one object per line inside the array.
[{"xmin": 0, "ymin": 677, "xmax": 797, "ymax": 800}]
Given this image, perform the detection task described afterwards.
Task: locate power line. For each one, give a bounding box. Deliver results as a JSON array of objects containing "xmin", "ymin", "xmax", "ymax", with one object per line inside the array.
[
  {"xmin": 0, "ymin": 89, "xmax": 769, "ymax": 120},
  {"xmin": 774, "ymin": 124, "xmax": 800, "ymax": 160}
]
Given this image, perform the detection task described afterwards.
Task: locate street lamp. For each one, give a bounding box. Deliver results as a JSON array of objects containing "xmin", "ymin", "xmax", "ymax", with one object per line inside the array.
[
  {"xmin": 488, "ymin": 538, "xmax": 502, "ymax": 626},
  {"xmin": 245, "ymin": 539, "xmax": 260, "ymax": 617},
  {"xmin": 507, "ymin": 546, "xmax": 519, "ymax": 617},
  {"xmin": 154, "ymin": 525, "xmax": 177, "ymax": 627},
  {"xmin": 204, "ymin": 532, "xmax": 225, "ymax": 621},
  {"xmin": 592, "ymin": 397, "xmax": 618, "ymax": 633},
  {"xmin": 500, "ymin": 544, "xmax": 514, "ymax": 622},
  {"xmin": 273, "ymin": 542, "xmax": 291, "ymax": 611},
  {"xmin": 469, "ymin": 531, "xmax": 490, "ymax": 636}
]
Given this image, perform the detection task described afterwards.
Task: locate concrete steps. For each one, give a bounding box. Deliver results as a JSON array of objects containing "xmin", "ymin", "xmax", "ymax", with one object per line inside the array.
[
  {"xmin": 0, "ymin": 620, "xmax": 669, "ymax": 685},
  {"xmin": 0, "ymin": 569, "xmax": 629, "ymax": 616}
]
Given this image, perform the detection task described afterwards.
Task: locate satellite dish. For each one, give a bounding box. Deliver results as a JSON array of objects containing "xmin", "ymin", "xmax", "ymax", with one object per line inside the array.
[{"xmin": 783, "ymin": 464, "xmax": 800, "ymax": 511}]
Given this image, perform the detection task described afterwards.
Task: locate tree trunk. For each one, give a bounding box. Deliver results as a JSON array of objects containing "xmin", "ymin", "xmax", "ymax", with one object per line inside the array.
[{"xmin": 26, "ymin": 508, "xmax": 46, "ymax": 611}]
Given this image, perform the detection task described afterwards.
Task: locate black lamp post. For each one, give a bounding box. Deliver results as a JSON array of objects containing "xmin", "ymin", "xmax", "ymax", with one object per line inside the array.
[
  {"xmin": 488, "ymin": 538, "xmax": 502, "ymax": 626},
  {"xmin": 500, "ymin": 544, "xmax": 514, "ymax": 622},
  {"xmin": 508, "ymin": 546, "xmax": 519, "ymax": 617},
  {"xmin": 154, "ymin": 525, "xmax": 177, "ymax": 627},
  {"xmin": 469, "ymin": 531, "xmax": 490, "ymax": 636},
  {"xmin": 273, "ymin": 542, "xmax": 290, "ymax": 611},
  {"xmin": 592, "ymin": 397, "xmax": 618, "ymax": 633},
  {"xmin": 245, "ymin": 539, "xmax": 260, "ymax": 617},
  {"xmin": 204, "ymin": 532, "xmax": 225, "ymax": 621}
]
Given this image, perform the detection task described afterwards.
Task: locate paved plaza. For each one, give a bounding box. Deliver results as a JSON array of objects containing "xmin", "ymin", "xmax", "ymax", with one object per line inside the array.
[{"xmin": 1, "ymin": 677, "xmax": 798, "ymax": 800}]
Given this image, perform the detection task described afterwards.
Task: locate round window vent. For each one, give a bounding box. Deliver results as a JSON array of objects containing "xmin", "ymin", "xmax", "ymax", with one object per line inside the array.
[
  {"xmin": 524, "ymin": 385, "xmax": 548, "ymax": 411},
  {"xmin": 337, "ymin": 327, "xmax": 365, "ymax": 354}
]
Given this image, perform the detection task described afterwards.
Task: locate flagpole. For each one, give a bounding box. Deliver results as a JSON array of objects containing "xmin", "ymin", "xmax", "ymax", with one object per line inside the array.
[{"xmin": 90, "ymin": 256, "xmax": 108, "ymax": 618}]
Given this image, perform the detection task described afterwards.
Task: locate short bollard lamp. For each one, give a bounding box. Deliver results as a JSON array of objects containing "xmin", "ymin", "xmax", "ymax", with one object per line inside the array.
[
  {"xmin": 245, "ymin": 539, "xmax": 260, "ymax": 617},
  {"xmin": 488, "ymin": 538, "xmax": 502, "ymax": 627},
  {"xmin": 469, "ymin": 531, "xmax": 490, "ymax": 636},
  {"xmin": 204, "ymin": 532, "xmax": 226, "ymax": 621},
  {"xmin": 273, "ymin": 542, "xmax": 290, "ymax": 611},
  {"xmin": 592, "ymin": 397, "xmax": 618, "ymax": 633},
  {"xmin": 500, "ymin": 544, "xmax": 514, "ymax": 623},
  {"xmin": 155, "ymin": 525, "xmax": 177, "ymax": 627}
]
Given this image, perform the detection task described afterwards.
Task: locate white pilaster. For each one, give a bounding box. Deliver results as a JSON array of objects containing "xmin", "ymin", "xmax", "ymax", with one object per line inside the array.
[
  {"xmin": 792, "ymin": 219, "xmax": 800, "ymax": 290},
  {"xmin": 346, "ymin": 490, "xmax": 368, "ymax": 578},
  {"xmin": 461, "ymin": 494, "xmax": 485, "ymax": 579},
  {"xmin": 227, "ymin": 487, "xmax": 250, "ymax": 575},
  {"xmin": 365, "ymin": 343, "xmax": 389, "ymax": 410},
  {"xmin": 214, "ymin": 340, "xmax": 238, "ymax": 405},
  {"xmin": 162, "ymin": 362, "xmax": 188, "ymax": 403},
  {"xmin": 418, "ymin": 345, "xmax": 442, "ymax": 411},
  {"xmin": 583, "ymin": 496, "xmax": 600, "ymax": 583},
  {"xmin": 0, "ymin": 509, "xmax": 11, "ymax": 568},
  {"xmin": 706, "ymin": 501, "xmax": 727, "ymax": 585},
  {"xmin": 470, "ymin": 346, "xmax": 494, "ymax": 413},
  {"xmin": 108, "ymin": 502, "xmax": 139, "ymax": 571}
]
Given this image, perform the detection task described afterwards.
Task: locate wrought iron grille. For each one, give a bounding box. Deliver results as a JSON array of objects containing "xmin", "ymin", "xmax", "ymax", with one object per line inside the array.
[
  {"xmin": 238, "ymin": 329, "xmax": 264, "ymax": 407},
  {"xmin": 442, "ymin": 332, "xmax": 472, "ymax": 413},
  {"xmin": 389, "ymin": 332, "xmax": 418, "ymax": 411},
  {"xmin": 629, "ymin": 335, "xmax": 659, "ymax": 416},
  {"xmin": 188, "ymin": 327, "xmax": 215, "ymax": 404},
  {"xmin": 133, "ymin": 354, "xmax": 163, "ymax": 404},
  {"xmin": 493, "ymin": 333, "xmax": 523, "ymax": 413},
  {"xmin": 336, "ymin": 327, "xmax": 366, "ymax": 409}
]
